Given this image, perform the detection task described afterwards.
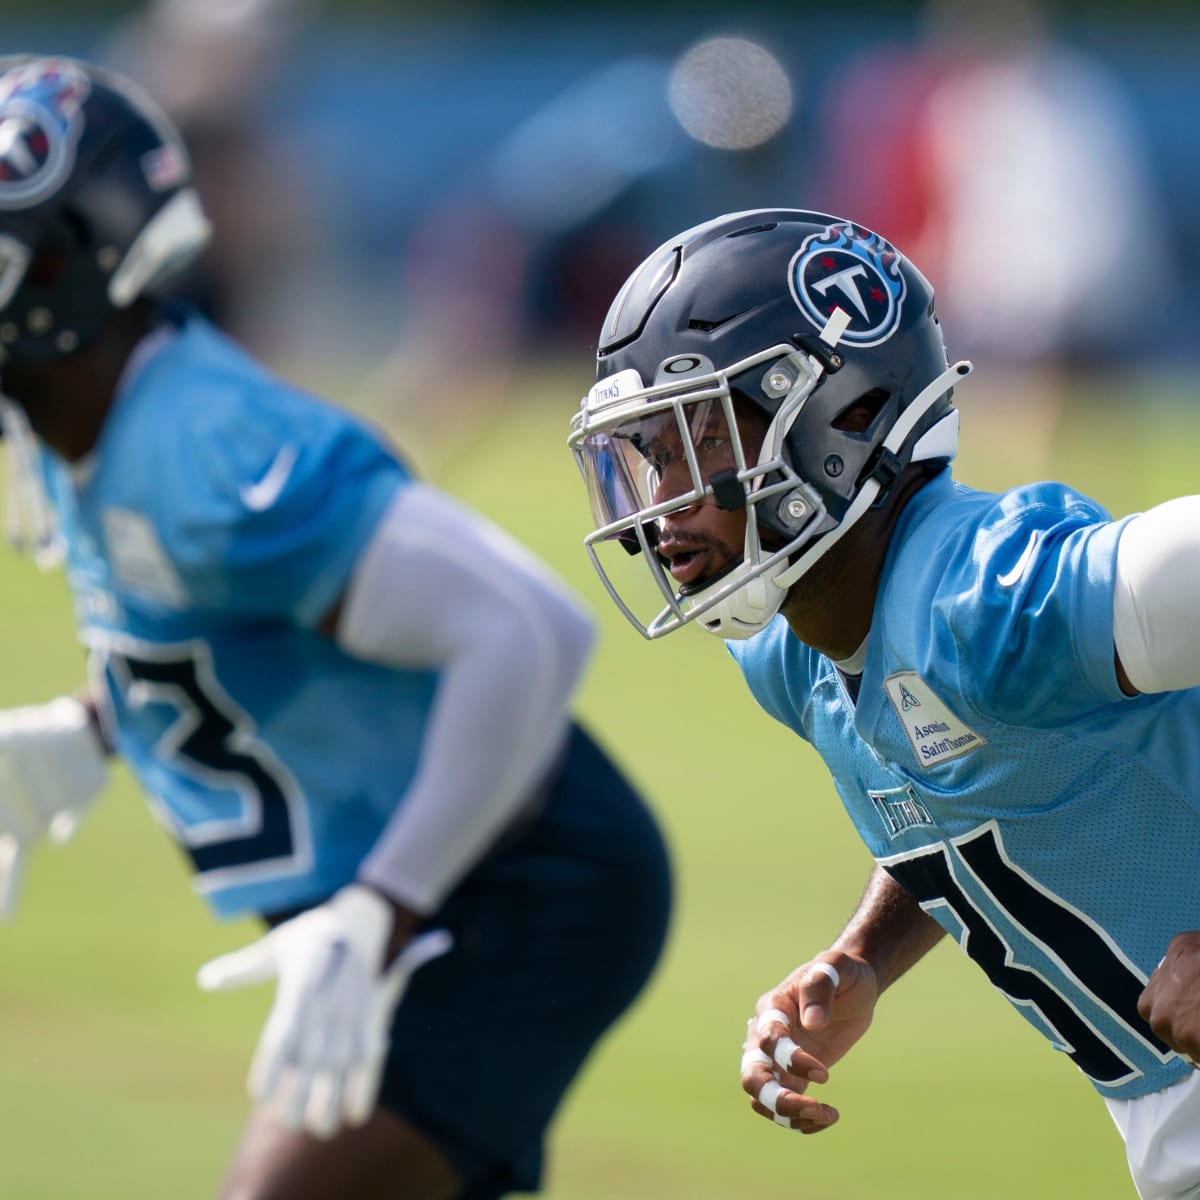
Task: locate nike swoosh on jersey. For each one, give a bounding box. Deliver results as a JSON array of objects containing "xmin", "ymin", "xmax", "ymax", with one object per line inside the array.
[
  {"xmin": 996, "ymin": 530, "xmax": 1042, "ymax": 588},
  {"xmin": 239, "ymin": 444, "xmax": 300, "ymax": 511}
]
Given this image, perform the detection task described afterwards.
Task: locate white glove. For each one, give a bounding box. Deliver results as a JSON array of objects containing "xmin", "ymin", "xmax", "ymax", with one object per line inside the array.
[
  {"xmin": 197, "ymin": 884, "xmax": 452, "ymax": 1139},
  {"xmin": 0, "ymin": 696, "xmax": 109, "ymax": 918}
]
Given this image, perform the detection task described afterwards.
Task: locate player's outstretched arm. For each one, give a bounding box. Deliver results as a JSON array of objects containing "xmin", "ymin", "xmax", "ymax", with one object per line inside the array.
[
  {"xmin": 1138, "ymin": 931, "xmax": 1200, "ymax": 1066},
  {"xmin": 741, "ymin": 867, "xmax": 945, "ymax": 1134},
  {"xmin": 0, "ymin": 693, "xmax": 110, "ymax": 918}
]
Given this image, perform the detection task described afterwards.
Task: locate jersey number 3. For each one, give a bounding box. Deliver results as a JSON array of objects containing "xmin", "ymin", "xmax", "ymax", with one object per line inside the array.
[{"xmin": 102, "ymin": 642, "xmax": 307, "ymax": 887}]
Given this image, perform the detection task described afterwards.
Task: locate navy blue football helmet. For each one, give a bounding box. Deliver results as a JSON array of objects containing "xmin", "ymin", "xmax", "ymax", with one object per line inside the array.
[
  {"xmin": 569, "ymin": 209, "xmax": 971, "ymax": 639},
  {"xmin": 0, "ymin": 55, "xmax": 211, "ymax": 362}
]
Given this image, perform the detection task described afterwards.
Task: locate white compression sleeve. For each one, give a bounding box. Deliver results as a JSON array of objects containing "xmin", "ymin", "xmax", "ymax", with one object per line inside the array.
[
  {"xmin": 335, "ymin": 483, "xmax": 595, "ymax": 911},
  {"xmin": 1112, "ymin": 496, "xmax": 1200, "ymax": 694}
]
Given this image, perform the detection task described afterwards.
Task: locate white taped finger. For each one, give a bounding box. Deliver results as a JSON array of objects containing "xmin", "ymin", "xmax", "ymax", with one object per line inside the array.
[
  {"xmin": 756, "ymin": 1007, "xmax": 790, "ymax": 1037},
  {"xmin": 774, "ymin": 1112, "xmax": 793, "ymax": 1128},
  {"xmin": 757, "ymin": 1078, "xmax": 784, "ymax": 1115},
  {"xmin": 810, "ymin": 961, "xmax": 840, "ymax": 990},
  {"xmin": 741, "ymin": 1046, "xmax": 772, "ymax": 1073},
  {"xmin": 774, "ymin": 1036, "xmax": 800, "ymax": 1073}
]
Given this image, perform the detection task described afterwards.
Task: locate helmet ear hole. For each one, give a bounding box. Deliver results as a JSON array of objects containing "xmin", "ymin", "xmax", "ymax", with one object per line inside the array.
[
  {"xmin": 26, "ymin": 244, "xmax": 70, "ymax": 289},
  {"xmin": 832, "ymin": 388, "xmax": 891, "ymax": 434},
  {"xmin": 27, "ymin": 215, "xmax": 84, "ymax": 289}
]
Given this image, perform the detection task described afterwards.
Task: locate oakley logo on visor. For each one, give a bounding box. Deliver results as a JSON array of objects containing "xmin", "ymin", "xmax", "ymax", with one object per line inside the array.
[{"xmin": 789, "ymin": 222, "xmax": 906, "ymax": 347}]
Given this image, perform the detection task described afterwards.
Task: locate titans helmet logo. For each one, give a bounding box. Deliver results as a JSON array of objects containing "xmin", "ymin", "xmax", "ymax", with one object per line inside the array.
[
  {"xmin": 789, "ymin": 223, "xmax": 906, "ymax": 347},
  {"xmin": 0, "ymin": 59, "xmax": 90, "ymax": 211}
]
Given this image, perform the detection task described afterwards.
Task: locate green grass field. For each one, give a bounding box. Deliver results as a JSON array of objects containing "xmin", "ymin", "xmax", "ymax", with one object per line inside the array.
[{"xmin": 0, "ymin": 362, "xmax": 1195, "ymax": 1199}]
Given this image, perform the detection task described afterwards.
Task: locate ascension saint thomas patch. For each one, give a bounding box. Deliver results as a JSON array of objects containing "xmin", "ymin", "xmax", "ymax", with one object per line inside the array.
[{"xmin": 884, "ymin": 672, "xmax": 986, "ymax": 767}]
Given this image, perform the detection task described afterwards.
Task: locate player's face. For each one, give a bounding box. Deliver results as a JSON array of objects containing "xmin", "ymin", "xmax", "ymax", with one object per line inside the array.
[{"xmin": 649, "ymin": 400, "xmax": 770, "ymax": 590}]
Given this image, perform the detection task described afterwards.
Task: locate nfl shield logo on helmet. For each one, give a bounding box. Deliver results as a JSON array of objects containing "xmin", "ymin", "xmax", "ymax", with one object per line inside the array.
[
  {"xmin": 0, "ymin": 58, "xmax": 90, "ymax": 211},
  {"xmin": 789, "ymin": 222, "xmax": 907, "ymax": 347}
]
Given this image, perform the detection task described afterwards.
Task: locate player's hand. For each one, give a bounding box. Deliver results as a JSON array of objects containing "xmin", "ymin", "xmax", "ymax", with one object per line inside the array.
[
  {"xmin": 197, "ymin": 884, "xmax": 452, "ymax": 1139},
  {"xmin": 740, "ymin": 953, "xmax": 881, "ymax": 1134},
  {"xmin": 1138, "ymin": 931, "xmax": 1200, "ymax": 1066},
  {"xmin": 0, "ymin": 696, "xmax": 109, "ymax": 918}
]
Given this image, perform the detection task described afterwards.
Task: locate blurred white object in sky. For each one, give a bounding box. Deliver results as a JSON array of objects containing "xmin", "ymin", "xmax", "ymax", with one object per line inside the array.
[{"xmin": 668, "ymin": 36, "xmax": 793, "ymax": 150}]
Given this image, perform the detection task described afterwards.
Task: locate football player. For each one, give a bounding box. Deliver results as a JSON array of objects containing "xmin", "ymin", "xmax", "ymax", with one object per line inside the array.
[
  {"xmin": 569, "ymin": 208, "xmax": 1200, "ymax": 1200},
  {"xmin": 0, "ymin": 55, "xmax": 671, "ymax": 1199}
]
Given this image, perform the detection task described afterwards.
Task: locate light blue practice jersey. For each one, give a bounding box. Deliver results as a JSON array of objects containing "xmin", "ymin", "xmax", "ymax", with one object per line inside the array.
[
  {"xmin": 42, "ymin": 313, "xmax": 432, "ymax": 919},
  {"xmin": 730, "ymin": 470, "xmax": 1200, "ymax": 1100}
]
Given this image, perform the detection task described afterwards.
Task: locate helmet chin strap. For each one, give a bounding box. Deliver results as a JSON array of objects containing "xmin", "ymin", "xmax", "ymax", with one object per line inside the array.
[{"xmin": 695, "ymin": 553, "xmax": 796, "ymax": 639}]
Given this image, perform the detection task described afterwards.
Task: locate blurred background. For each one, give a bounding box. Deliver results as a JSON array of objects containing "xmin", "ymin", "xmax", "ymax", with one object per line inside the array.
[
  {"xmin": 0, "ymin": 0, "xmax": 1198, "ymax": 1196},
  {"xmin": 7, "ymin": 0, "xmax": 1199, "ymax": 467}
]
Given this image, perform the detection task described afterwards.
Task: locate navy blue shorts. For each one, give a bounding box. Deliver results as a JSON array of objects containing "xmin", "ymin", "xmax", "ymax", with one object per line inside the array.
[{"xmin": 376, "ymin": 722, "xmax": 672, "ymax": 1198}]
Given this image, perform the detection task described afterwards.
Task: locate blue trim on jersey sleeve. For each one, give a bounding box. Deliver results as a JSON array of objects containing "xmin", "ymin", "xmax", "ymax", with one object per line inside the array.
[{"xmin": 1067, "ymin": 514, "xmax": 1131, "ymax": 704}]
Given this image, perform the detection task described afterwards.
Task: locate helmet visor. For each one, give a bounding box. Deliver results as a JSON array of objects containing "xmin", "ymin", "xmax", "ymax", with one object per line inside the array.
[{"xmin": 577, "ymin": 393, "xmax": 744, "ymax": 530}]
